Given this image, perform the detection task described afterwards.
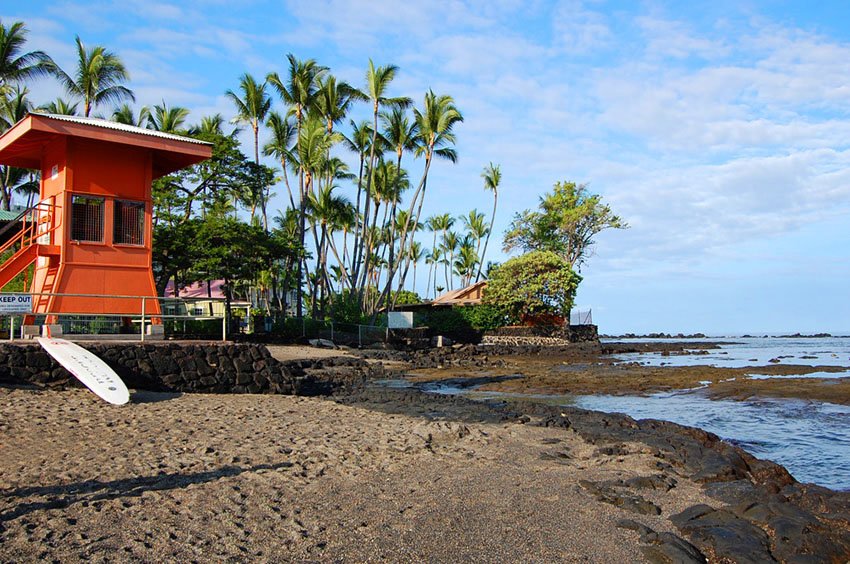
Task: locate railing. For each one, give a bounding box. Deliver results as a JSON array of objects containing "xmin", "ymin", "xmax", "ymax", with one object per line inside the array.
[
  {"xmin": 0, "ymin": 291, "xmax": 394, "ymax": 346},
  {"xmin": 267, "ymin": 317, "xmax": 390, "ymax": 347},
  {"xmin": 1, "ymin": 292, "xmax": 230, "ymax": 342},
  {"xmin": 570, "ymin": 308, "xmax": 593, "ymax": 326},
  {"xmin": 0, "ymin": 199, "xmax": 61, "ymax": 257}
]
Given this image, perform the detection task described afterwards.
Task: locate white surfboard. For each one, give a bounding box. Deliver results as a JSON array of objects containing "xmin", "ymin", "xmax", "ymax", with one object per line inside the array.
[{"xmin": 37, "ymin": 338, "xmax": 130, "ymax": 405}]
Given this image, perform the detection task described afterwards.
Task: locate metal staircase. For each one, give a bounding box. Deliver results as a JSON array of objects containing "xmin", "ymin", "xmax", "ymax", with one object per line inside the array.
[{"xmin": 0, "ymin": 201, "xmax": 61, "ymax": 291}]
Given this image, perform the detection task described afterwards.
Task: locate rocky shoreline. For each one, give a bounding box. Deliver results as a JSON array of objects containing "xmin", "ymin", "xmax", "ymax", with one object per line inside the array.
[
  {"xmin": 1, "ymin": 340, "xmax": 848, "ymax": 562},
  {"xmin": 337, "ymin": 385, "xmax": 850, "ymax": 562}
]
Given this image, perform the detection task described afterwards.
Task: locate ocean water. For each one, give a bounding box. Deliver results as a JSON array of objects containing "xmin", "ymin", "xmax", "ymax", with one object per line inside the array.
[
  {"xmin": 608, "ymin": 336, "xmax": 850, "ymax": 369},
  {"xmin": 575, "ymin": 391, "xmax": 850, "ymax": 491},
  {"xmin": 387, "ymin": 337, "xmax": 850, "ymax": 490},
  {"xmin": 596, "ymin": 337, "xmax": 850, "ymax": 489}
]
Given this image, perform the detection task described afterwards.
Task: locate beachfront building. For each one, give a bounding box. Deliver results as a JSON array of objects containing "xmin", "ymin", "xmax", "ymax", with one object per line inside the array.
[
  {"xmin": 0, "ymin": 113, "xmax": 211, "ymax": 332},
  {"xmin": 163, "ymin": 280, "xmax": 251, "ymax": 319}
]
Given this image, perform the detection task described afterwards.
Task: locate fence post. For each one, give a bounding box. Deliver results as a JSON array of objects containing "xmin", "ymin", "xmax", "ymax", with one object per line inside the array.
[
  {"xmin": 358, "ymin": 325, "xmax": 362, "ymax": 347},
  {"xmin": 8, "ymin": 316, "xmax": 13, "ymax": 342},
  {"xmin": 222, "ymin": 314, "xmax": 227, "ymax": 342},
  {"xmin": 140, "ymin": 297, "xmax": 146, "ymax": 342},
  {"xmin": 330, "ymin": 321, "xmax": 334, "ymax": 342}
]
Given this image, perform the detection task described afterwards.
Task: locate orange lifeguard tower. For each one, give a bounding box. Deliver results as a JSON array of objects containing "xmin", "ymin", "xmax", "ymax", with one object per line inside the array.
[{"xmin": 0, "ymin": 113, "xmax": 211, "ymax": 325}]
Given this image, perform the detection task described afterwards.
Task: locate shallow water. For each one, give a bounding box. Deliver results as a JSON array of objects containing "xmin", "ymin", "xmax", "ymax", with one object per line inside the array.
[
  {"xmin": 610, "ymin": 336, "xmax": 850, "ymax": 368},
  {"xmin": 575, "ymin": 391, "xmax": 850, "ymax": 491}
]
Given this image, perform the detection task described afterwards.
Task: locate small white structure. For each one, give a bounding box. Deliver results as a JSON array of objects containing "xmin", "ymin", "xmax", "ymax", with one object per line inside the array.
[{"xmin": 388, "ymin": 311, "xmax": 414, "ymax": 329}]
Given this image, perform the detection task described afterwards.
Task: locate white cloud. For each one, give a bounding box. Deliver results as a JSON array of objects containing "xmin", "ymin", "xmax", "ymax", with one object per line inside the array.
[{"xmin": 552, "ymin": 0, "xmax": 612, "ymax": 54}]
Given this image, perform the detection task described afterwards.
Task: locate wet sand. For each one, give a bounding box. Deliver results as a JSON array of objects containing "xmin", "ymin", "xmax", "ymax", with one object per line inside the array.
[{"xmin": 0, "ymin": 387, "xmax": 711, "ymax": 562}]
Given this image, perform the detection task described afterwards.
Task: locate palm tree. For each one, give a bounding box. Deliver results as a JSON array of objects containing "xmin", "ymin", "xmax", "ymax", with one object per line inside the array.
[
  {"xmin": 226, "ymin": 73, "xmax": 272, "ymax": 227},
  {"xmin": 0, "ymin": 86, "xmax": 32, "ymax": 209},
  {"xmin": 454, "ymin": 238, "xmax": 479, "ymax": 288},
  {"xmin": 226, "ymin": 73, "xmax": 270, "ymax": 165},
  {"xmin": 313, "ymin": 75, "xmax": 357, "ymax": 135},
  {"xmin": 428, "ymin": 213, "xmax": 454, "ymax": 297},
  {"xmin": 38, "ymin": 98, "xmax": 79, "ymax": 116},
  {"xmin": 0, "ymin": 84, "xmax": 29, "ymax": 130},
  {"xmin": 425, "ymin": 247, "xmax": 443, "ymax": 298},
  {"xmin": 460, "ymin": 209, "xmax": 488, "ymax": 274},
  {"xmin": 380, "ymin": 106, "xmax": 420, "ymax": 288},
  {"xmin": 147, "ymin": 101, "xmax": 189, "ymax": 133},
  {"xmin": 190, "ymin": 113, "xmax": 234, "ymax": 137},
  {"xmin": 267, "ymin": 54, "xmax": 327, "ymax": 318},
  {"xmin": 111, "ymin": 103, "xmax": 149, "ymax": 126},
  {"xmin": 293, "ymin": 115, "xmax": 335, "ymax": 312},
  {"xmin": 53, "ymin": 36, "xmax": 134, "ymax": 117},
  {"xmin": 407, "ymin": 241, "xmax": 423, "ymax": 295},
  {"xmin": 374, "ymin": 91, "xmax": 462, "ymax": 312},
  {"xmin": 476, "ymin": 162, "xmax": 501, "ymax": 281},
  {"xmin": 0, "ymin": 20, "xmax": 54, "ymax": 92},
  {"xmin": 307, "ymin": 183, "xmax": 353, "ymax": 314},
  {"xmin": 441, "ymin": 230, "xmax": 459, "ymax": 290},
  {"xmin": 342, "ymin": 119, "xmax": 378, "ymax": 278},
  {"xmin": 353, "ymin": 60, "xmax": 411, "ymax": 300},
  {"xmin": 263, "ymin": 111, "xmax": 297, "ymax": 209}
]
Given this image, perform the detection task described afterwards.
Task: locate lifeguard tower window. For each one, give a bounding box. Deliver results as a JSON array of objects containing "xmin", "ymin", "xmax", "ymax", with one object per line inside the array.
[
  {"xmin": 113, "ymin": 200, "xmax": 145, "ymax": 245},
  {"xmin": 71, "ymin": 195, "xmax": 104, "ymax": 242}
]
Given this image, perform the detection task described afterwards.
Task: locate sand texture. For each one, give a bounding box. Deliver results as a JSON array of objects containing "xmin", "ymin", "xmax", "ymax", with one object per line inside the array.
[{"xmin": 0, "ymin": 387, "xmax": 709, "ymax": 562}]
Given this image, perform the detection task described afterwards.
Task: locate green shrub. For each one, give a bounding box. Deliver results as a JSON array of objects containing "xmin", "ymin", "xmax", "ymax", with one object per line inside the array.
[
  {"xmin": 419, "ymin": 304, "xmax": 509, "ymax": 332},
  {"xmin": 484, "ymin": 250, "xmax": 581, "ymax": 319},
  {"xmin": 456, "ymin": 304, "xmax": 509, "ymax": 330}
]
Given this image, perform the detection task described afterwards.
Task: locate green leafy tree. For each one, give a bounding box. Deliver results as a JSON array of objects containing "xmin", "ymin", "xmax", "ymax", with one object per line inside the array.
[
  {"xmin": 189, "ymin": 215, "xmax": 282, "ymax": 331},
  {"xmin": 483, "ymin": 250, "xmax": 581, "ymax": 322},
  {"xmin": 504, "ymin": 181, "xmax": 627, "ymax": 270},
  {"xmin": 152, "ymin": 218, "xmax": 200, "ymax": 295}
]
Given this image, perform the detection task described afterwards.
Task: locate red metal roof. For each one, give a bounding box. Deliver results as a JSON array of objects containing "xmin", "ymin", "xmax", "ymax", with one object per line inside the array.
[{"xmin": 0, "ymin": 113, "xmax": 211, "ymax": 178}]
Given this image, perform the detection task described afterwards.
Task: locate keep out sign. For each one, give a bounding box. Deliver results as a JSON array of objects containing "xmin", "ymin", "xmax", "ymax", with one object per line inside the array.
[{"xmin": 0, "ymin": 294, "xmax": 32, "ymax": 314}]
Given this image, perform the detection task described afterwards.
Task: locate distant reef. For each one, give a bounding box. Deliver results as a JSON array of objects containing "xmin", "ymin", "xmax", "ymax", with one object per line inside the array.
[
  {"xmin": 601, "ymin": 332, "xmax": 708, "ymax": 339},
  {"xmin": 602, "ymin": 332, "xmax": 843, "ymax": 339}
]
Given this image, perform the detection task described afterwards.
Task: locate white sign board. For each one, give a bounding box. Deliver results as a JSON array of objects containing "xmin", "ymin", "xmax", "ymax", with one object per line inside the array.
[
  {"xmin": 388, "ymin": 311, "xmax": 414, "ymax": 329},
  {"xmin": 0, "ymin": 294, "xmax": 32, "ymax": 314}
]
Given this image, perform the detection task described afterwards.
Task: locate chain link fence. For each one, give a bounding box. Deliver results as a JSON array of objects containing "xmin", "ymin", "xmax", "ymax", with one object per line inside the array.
[{"xmin": 570, "ymin": 308, "xmax": 593, "ymax": 325}]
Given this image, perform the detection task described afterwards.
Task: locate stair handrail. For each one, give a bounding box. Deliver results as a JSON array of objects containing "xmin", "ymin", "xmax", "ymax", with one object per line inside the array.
[
  {"xmin": 0, "ymin": 201, "xmax": 61, "ymax": 257},
  {"xmin": 0, "ymin": 202, "xmax": 38, "ymax": 240}
]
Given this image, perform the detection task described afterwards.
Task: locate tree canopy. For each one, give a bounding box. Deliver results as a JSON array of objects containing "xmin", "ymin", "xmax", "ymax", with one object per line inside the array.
[
  {"xmin": 503, "ymin": 181, "xmax": 626, "ymax": 270},
  {"xmin": 483, "ymin": 250, "xmax": 581, "ymax": 321}
]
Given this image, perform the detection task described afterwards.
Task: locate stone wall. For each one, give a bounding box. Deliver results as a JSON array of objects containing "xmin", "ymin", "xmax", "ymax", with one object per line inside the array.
[
  {"xmin": 0, "ymin": 342, "xmax": 367, "ymax": 396},
  {"xmin": 482, "ymin": 324, "xmax": 599, "ymax": 346}
]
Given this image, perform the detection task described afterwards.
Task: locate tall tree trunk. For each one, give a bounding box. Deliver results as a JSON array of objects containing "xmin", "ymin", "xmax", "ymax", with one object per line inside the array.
[
  {"xmin": 356, "ymin": 101, "xmax": 381, "ymax": 309},
  {"xmin": 476, "ymin": 191, "xmax": 497, "ymax": 281},
  {"xmin": 371, "ymin": 151, "xmax": 433, "ymax": 320}
]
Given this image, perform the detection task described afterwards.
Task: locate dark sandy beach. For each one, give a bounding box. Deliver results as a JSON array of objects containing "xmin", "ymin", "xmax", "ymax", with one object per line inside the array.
[{"xmin": 1, "ymin": 341, "xmax": 849, "ymax": 562}]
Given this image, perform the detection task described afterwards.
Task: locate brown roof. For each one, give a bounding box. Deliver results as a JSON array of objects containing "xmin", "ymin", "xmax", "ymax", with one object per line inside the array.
[{"xmin": 431, "ymin": 281, "xmax": 488, "ymax": 306}]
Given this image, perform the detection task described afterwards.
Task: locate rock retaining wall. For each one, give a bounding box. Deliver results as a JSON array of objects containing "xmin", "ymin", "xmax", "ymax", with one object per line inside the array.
[
  {"xmin": 482, "ymin": 324, "xmax": 598, "ymax": 346},
  {"xmin": 0, "ymin": 342, "xmax": 372, "ymax": 396}
]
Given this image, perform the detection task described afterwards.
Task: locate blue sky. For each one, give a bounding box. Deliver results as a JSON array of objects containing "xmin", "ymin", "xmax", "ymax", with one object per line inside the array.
[{"xmin": 6, "ymin": 1, "xmax": 850, "ymax": 335}]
